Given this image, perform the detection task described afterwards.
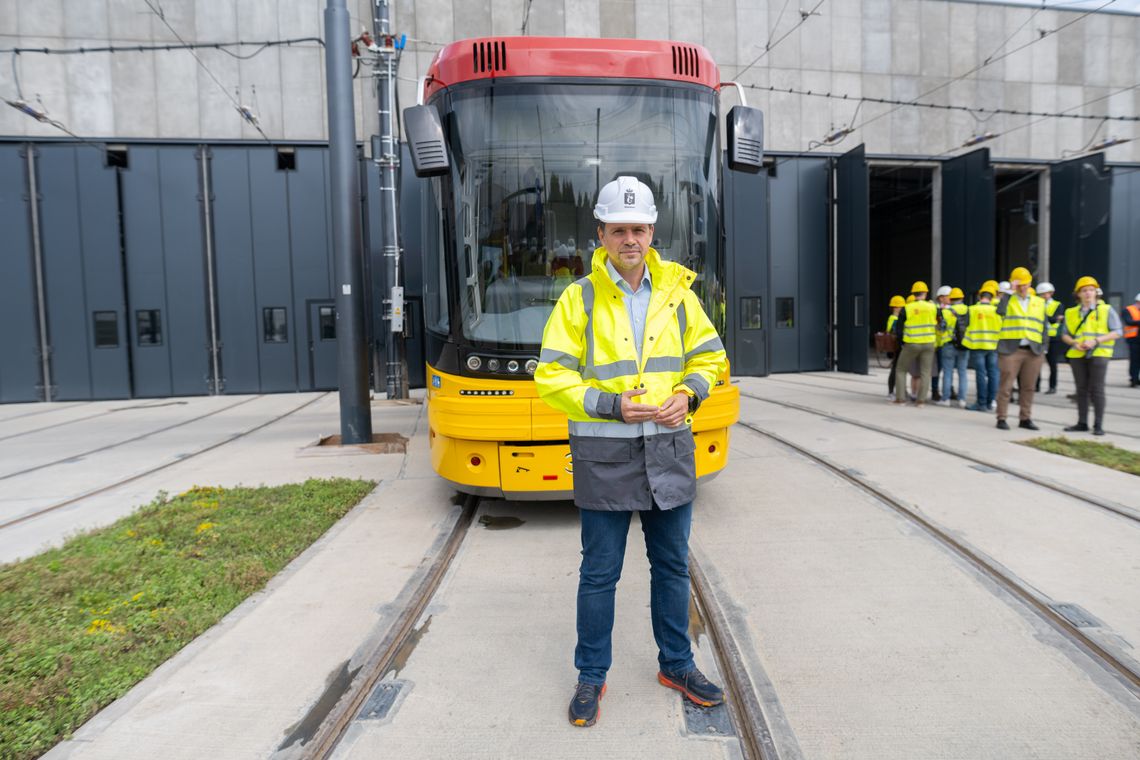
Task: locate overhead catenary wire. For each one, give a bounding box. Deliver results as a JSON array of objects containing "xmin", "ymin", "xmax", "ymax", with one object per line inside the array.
[
  {"xmin": 0, "ymin": 37, "xmax": 325, "ymax": 56},
  {"xmin": 734, "ymin": 0, "xmax": 827, "ymax": 81}
]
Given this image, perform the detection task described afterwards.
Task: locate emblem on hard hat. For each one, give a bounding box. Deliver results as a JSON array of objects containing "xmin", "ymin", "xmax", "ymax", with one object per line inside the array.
[{"xmin": 624, "ymin": 189, "xmax": 635, "ymax": 206}]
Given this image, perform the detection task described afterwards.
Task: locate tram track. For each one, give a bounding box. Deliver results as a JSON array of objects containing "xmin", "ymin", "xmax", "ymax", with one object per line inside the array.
[
  {"xmin": 738, "ymin": 389, "xmax": 1140, "ymax": 523},
  {"xmin": 0, "ymin": 401, "xmax": 84, "ymax": 423},
  {"xmin": 0, "ymin": 399, "xmax": 191, "ymax": 444},
  {"xmin": 0, "ymin": 395, "xmax": 263, "ymax": 481},
  {"xmin": 732, "ymin": 418, "xmax": 1140, "ymax": 698},
  {"xmin": 0, "ymin": 393, "xmax": 328, "ymax": 532}
]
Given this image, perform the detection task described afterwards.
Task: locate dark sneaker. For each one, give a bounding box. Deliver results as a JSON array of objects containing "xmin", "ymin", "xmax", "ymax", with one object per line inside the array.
[
  {"xmin": 1045, "ymin": 388, "xmax": 1057, "ymax": 395},
  {"xmin": 1064, "ymin": 423, "xmax": 1089, "ymax": 432},
  {"xmin": 996, "ymin": 419, "xmax": 1010, "ymax": 430},
  {"xmin": 1018, "ymin": 419, "xmax": 1039, "ymax": 431},
  {"xmin": 568, "ymin": 682, "xmax": 605, "ymax": 727},
  {"xmin": 658, "ymin": 668, "xmax": 724, "ymax": 707},
  {"xmin": 1093, "ymin": 426, "xmax": 1105, "ymax": 436}
]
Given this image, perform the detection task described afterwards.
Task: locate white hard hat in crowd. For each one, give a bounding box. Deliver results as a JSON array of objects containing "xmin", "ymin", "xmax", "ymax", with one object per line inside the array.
[
  {"xmin": 936, "ymin": 285, "xmax": 952, "ymax": 297},
  {"xmin": 1135, "ymin": 292, "xmax": 1140, "ymax": 302},
  {"xmin": 1096, "ymin": 287, "xmax": 1103, "ymax": 296},
  {"xmin": 998, "ymin": 280, "xmax": 1012, "ymax": 294},
  {"xmin": 1037, "ymin": 282, "xmax": 1055, "ymax": 294},
  {"xmin": 594, "ymin": 176, "xmax": 658, "ymax": 224}
]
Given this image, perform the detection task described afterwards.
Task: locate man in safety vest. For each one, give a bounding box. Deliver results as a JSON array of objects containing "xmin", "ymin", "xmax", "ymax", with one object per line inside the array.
[
  {"xmin": 1060, "ymin": 276, "xmax": 1123, "ymax": 435},
  {"xmin": 936, "ymin": 287, "xmax": 970, "ymax": 407},
  {"xmin": 891, "ymin": 281, "xmax": 940, "ymax": 406},
  {"xmin": 886, "ymin": 295, "xmax": 905, "ymax": 398},
  {"xmin": 1036, "ymin": 282, "xmax": 1064, "ymax": 394},
  {"xmin": 963, "ymin": 281, "xmax": 1001, "ymax": 411},
  {"xmin": 1125, "ymin": 292, "xmax": 1140, "ymax": 387},
  {"xmin": 993, "ymin": 267, "xmax": 1048, "ymax": 430},
  {"xmin": 535, "ymin": 176, "xmax": 728, "ymax": 728}
]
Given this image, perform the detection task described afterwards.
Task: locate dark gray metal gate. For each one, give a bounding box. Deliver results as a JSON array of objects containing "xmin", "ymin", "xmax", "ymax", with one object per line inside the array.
[
  {"xmin": 941, "ymin": 148, "xmax": 995, "ymax": 294},
  {"xmin": 1051, "ymin": 153, "xmax": 1111, "ymax": 302},
  {"xmin": 836, "ymin": 145, "xmax": 870, "ymax": 374},
  {"xmin": 0, "ymin": 145, "xmax": 43, "ymax": 402},
  {"xmin": 724, "ymin": 153, "xmax": 769, "ymax": 376},
  {"xmin": 36, "ymin": 145, "xmax": 131, "ymax": 400}
]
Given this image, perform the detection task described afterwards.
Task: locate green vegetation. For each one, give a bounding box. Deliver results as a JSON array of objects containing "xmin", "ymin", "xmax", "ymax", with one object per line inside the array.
[
  {"xmin": 1018, "ymin": 436, "xmax": 1140, "ymax": 477},
  {"xmin": 0, "ymin": 478, "xmax": 375, "ymax": 760}
]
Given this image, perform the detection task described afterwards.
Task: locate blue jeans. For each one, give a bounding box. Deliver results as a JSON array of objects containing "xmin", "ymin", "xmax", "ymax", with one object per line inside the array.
[
  {"xmin": 940, "ymin": 344, "xmax": 969, "ymax": 400},
  {"xmin": 970, "ymin": 349, "xmax": 999, "ymax": 406},
  {"xmin": 576, "ymin": 502, "xmax": 694, "ymax": 685}
]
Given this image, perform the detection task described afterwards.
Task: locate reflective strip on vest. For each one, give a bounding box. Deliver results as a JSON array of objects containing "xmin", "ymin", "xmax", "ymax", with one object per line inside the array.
[
  {"xmin": 1126, "ymin": 304, "xmax": 1140, "ymax": 340},
  {"xmin": 903, "ymin": 301, "xmax": 937, "ymax": 344},
  {"xmin": 1066, "ymin": 305, "xmax": 1116, "ymax": 359},
  {"xmin": 962, "ymin": 303, "xmax": 1001, "ymax": 350}
]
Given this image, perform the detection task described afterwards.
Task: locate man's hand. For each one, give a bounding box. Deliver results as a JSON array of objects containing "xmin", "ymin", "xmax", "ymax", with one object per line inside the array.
[
  {"xmin": 620, "ymin": 389, "xmax": 660, "ymax": 423},
  {"xmin": 654, "ymin": 392, "xmax": 690, "ymax": 428}
]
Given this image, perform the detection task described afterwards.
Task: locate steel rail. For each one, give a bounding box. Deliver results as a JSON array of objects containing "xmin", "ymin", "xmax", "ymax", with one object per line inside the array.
[{"xmin": 734, "ymin": 419, "xmax": 1140, "ymax": 695}]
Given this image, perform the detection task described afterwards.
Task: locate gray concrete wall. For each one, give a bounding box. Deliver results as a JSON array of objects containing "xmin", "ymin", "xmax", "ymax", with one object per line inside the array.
[{"xmin": 1, "ymin": 0, "xmax": 1137, "ymax": 163}]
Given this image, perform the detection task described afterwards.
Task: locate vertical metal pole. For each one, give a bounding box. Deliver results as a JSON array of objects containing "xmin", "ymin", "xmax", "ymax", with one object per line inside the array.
[
  {"xmin": 373, "ymin": 0, "xmax": 409, "ymax": 399},
  {"xmin": 325, "ymin": 0, "xmax": 373, "ymax": 443},
  {"xmin": 26, "ymin": 145, "xmax": 52, "ymax": 401},
  {"xmin": 199, "ymin": 147, "xmax": 223, "ymax": 395},
  {"xmin": 1038, "ymin": 168, "xmax": 1051, "ymax": 282}
]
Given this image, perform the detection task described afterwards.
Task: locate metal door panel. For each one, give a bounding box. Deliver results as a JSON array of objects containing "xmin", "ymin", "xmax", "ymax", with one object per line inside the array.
[
  {"xmin": 797, "ymin": 159, "xmax": 830, "ymax": 371},
  {"xmin": 289, "ymin": 148, "xmax": 334, "ymax": 392},
  {"xmin": 0, "ymin": 144, "xmax": 43, "ymax": 402},
  {"xmin": 724, "ymin": 153, "xmax": 768, "ymax": 376},
  {"xmin": 1109, "ymin": 167, "xmax": 1140, "ymax": 359},
  {"xmin": 941, "ymin": 148, "xmax": 995, "ymax": 294},
  {"xmin": 836, "ymin": 145, "xmax": 870, "ymax": 374},
  {"xmin": 37, "ymin": 145, "xmax": 130, "ymax": 400},
  {"xmin": 1051, "ymin": 153, "xmax": 1111, "ymax": 301},
  {"xmin": 769, "ymin": 161, "xmax": 800, "ymax": 373},
  {"xmin": 308, "ymin": 300, "xmax": 338, "ymax": 390}
]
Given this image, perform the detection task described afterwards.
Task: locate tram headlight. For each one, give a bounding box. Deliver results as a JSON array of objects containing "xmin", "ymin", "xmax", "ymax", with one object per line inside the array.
[
  {"xmin": 487, "ymin": 358, "xmax": 500, "ymax": 372},
  {"xmin": 507, "ymin": 360, "xmax": 520, "ymax": 373},
  {"xmin": 525, "ymin": 359, "xmax": 538, "ymax": 375},
  {"xmin": 466, "ymin": 356, "xmax": 482, "ymax": 371}
]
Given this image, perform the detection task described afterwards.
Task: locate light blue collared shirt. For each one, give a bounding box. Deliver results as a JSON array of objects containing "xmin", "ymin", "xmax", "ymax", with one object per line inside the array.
[{"xmin": 606, "ymin": 257, "xmax": 651, "ymax": 361}]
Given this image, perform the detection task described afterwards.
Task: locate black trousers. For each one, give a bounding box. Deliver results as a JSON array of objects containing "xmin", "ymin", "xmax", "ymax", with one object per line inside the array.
[
  {"xmin": 1070, "ymin": 356, "xmax": 1109, "ymax": 427},
  {"xmin": 1037, "ymin": 340, "xmax": 1065, "ymax": 391},
  {"xmin": 1129, "ymin": 338, "xmax": 1140, "ymax": 384}
]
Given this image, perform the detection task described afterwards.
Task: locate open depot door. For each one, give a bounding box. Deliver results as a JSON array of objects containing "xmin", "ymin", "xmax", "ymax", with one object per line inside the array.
[{"xmin": 836, "ymin": 145, "xmax": 869, "ymax": 374}]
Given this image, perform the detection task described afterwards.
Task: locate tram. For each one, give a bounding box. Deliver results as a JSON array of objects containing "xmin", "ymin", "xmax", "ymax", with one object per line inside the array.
[{"xmin": 403, "ymin": 36, "xmax": 762, "ymax": 499}]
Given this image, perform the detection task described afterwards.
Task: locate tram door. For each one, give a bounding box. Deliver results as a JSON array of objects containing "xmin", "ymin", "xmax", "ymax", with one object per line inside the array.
[
  {"xmin": 942, "ymin": 148, "xmax": 995, "ymax": 295},
  {"xmin": 724, "ymin": 154, "xmax": 768, "ymax": 376},
  {"xmin": 1050, "ymin": 153, "xmax": 1111, "ymax": 304},
  {"xmin": 836, "ymin": 145, "xmax": 869, "ymax": 374}
]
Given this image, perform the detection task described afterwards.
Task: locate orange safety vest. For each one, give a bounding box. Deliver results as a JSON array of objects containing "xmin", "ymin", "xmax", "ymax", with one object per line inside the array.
[{"xmin": 1126, "ymin": 304, "xmax": 1140, "ymax": 340}]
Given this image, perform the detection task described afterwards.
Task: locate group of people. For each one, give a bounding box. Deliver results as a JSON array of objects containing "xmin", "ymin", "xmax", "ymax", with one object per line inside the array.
[{"xmin": 886, "ymin": 269, "xmax": 1133, "ymax": 436}]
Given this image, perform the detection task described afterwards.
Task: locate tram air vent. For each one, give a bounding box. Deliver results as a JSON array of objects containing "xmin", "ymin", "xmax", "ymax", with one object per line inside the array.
[
  {"xmin": 473, "ymin": 40, "xmax": 508, "ymax": 73},
  {"xmin": 671, "ymin": 45, "xmax": 700, "ymax": 79}
]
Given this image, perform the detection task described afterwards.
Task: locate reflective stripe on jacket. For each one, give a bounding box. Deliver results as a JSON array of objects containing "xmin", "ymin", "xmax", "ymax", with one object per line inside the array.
[
  {"xmin": 1045, "ymin": 299, "xmax": 1062, "ymax": 338},
  {"xmin": 999, "ymin": 294, "xmax": 1047, "ymax": 344},
  {"xmin": 1065, "ymin": 304, "xmax": 1116, "ymax": 359},
  {"xmin": 902, "ymin": 300, "xmax": 938, "ymax": 344},
  {"xmin": 534, "ymin": 247, "xmax": 728, "ymax": 511},
  {"xmin": 962, "ymin": 302, "xmax": 1001, "ymax": 350}
]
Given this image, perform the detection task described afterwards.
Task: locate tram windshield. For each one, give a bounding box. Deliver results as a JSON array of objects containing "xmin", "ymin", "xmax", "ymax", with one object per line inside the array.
[{"xmin": 431, "ymin": 82, "xmax": 723, "ymax": 349}]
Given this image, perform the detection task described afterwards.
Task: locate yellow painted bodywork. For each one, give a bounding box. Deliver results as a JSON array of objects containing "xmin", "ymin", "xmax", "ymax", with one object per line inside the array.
[{"xmin": 426, "ymin": 364, "xmax": 739, "ymax": 499}]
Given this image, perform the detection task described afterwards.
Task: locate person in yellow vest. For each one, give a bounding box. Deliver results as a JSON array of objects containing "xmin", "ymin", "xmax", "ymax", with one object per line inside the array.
[
  {"xmin": 993, "ymin": 267, "xmax": 1048, "ymax": 430},
  {"xmin": 1033, "ymin": 282, "xmax": 1064, "ymax": 394},
  {"xmin": 1125, "ymin": 292, "xmax": 1140, "ymax": 387},
  {"xmin": 963, "ymin": 281, "xmax": 1001, "ymax": 411},
  {"xmin": 931, "ymin": 286, "xmax": 953, "ymax": 401},
  {"xmin": 886, "ymin": 295, "xmax": 905, "ymax": 398},
  {"xmin": 936, "ymin": 287, "xmax": 970, "ymax": 407},
  {"xmin": 535, "ymin": 176, "xmax": 728, "ymax": 727},
  {"xmin": 892, "ymin": 281, "xmax": 940, "ymax": 406},
  {"xmin": 1060, "ymin": 276, "xmax": 1123, "ymax": 435}
]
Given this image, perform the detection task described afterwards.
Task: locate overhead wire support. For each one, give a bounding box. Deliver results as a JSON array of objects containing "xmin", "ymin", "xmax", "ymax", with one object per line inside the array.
[{"xmin": 735, "ymin": 0, "xmax": 827, "ymax": 81}]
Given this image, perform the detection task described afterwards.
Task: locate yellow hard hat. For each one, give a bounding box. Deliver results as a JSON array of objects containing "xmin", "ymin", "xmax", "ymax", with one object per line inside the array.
[
  {"xmin": 979, "ymin": 280, "xmax": 998, "ymax": 296},
  {"xmin": 1029, "ymin": 287, "xmax": 1037, "ymax": 296},
  {"xmin": 1009, "ymin": 266, "xmax": 1032, "ymax": 285},
  {"xmin": 910, "ymin": 280, "xmax": 929, "ymax": 294},
  {"xmin": 906, "ymin": 294, "xmax": 916, "ymax": 303},
  {"xmin": 889, "ymin": 295, "xmax": 906, "ymax": 308},
  {"xmin": 949, "ymin": 287, "xmax": 965, "ymax": 300},
  {"xmin": 1074, "ymin": 275, "xmax": 1100, "ymax": 292}
]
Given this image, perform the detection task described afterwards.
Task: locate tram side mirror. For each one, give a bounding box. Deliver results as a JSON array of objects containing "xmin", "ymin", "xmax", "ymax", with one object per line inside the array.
[
  {"xmin": 727, "ymin": 106, "xmax": 764, "ymax": 174},
  {"xmin": 404, "ymin": 105, "xmax": 450, "ymax": 178}
]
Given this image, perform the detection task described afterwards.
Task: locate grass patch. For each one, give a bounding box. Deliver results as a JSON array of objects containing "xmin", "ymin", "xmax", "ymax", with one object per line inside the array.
[
  {"xmin": 0, "ymin": 478, "xmax": 375, "ymax": 760},
  {"xmin": 1018, "ymin": 436, "xmax": 1140, "ymax": 477}
]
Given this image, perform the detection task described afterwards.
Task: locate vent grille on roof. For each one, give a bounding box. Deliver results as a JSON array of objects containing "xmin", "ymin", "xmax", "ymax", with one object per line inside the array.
[
  {"xmin": 473, "ymin": 40, "xmax": 508, "ymax": 73},
  {"xmin": 671, "ymin": 45, "xmax": 700, "ymax": 78}
]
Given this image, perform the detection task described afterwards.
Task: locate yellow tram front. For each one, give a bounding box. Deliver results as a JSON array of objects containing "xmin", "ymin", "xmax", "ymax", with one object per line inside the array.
[{"xmin": 412, "ymin": 37, "xmax": 743, "ymax": 499}]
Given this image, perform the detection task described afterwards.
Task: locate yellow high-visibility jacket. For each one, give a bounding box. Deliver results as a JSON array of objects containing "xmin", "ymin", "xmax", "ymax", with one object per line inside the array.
[
  {"xmin": 535, "ymin": 248, "xmax": 727, "ymax": 426},
  {"xmin": 902, "ymin": 300, "xmax": 938, "ymax": 344},
  {"xmin": 1065, "ymin": 304, "xmax": 1116, "ymax": 359},
  {"xmin": 962, "ymin": 302, "xmax": 1001, "ymax": 350}
]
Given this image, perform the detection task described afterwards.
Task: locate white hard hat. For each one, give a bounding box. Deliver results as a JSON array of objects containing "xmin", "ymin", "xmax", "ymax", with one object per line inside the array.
[
  {"xmin": 936, "ymin": 285, "xmax": 952, "ymax": 297},
  {"xmin": 1096, "ymin": 287, "xmax": 1103, "ymax": 296},
  {"xmin": 1134, "ymin": 292, "xmax": 1140, "ymax": 302},
  {"xmin": 998, "ymin": 280, "xmax": 1012, "ymax": 294},
  {"xmin": 594, "ymin": 176, "xmax": 657, "ymax": 224},
  {"xmin": 1037, "ymin": 281, "xmax": 1055, "ymax": 294}
]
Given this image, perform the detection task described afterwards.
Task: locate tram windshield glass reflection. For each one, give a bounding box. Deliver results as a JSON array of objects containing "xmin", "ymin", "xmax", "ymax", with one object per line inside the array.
[{"xmin": 443, "ymin": 83, "xmax": 722, "ymax": 349}]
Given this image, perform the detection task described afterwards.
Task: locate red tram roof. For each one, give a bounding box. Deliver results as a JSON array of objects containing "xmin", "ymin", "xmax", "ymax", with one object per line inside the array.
[{"xmin": 422, "ymin": 37, "xmax": 720, "ymax": 101}]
